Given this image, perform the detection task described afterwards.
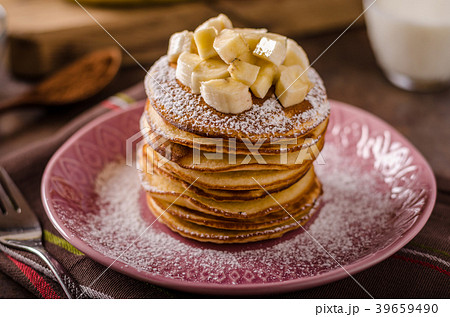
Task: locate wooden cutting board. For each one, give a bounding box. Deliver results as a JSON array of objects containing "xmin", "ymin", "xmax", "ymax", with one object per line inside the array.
[{"xmin": 3, "ymin": 0, "xmax": 362, "ymax": 78}]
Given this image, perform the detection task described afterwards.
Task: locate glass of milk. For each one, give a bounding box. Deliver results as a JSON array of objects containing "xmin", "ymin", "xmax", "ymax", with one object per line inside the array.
[{"xmin": 364, "ymin": 0, "xmax": 450, "ymax": 92}]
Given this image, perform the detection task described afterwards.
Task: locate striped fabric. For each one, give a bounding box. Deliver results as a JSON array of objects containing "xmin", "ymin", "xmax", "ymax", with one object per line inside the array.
[
  {"xmin": 6, "ymin": 255, "xmax": 60, "ymax": 299},
  {"xmin": 43, "ymin": 230, "xmax": 84, "ymax": 256}
]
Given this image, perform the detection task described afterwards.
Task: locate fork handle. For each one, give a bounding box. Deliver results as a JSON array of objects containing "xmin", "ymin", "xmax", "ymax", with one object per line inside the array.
[{"xmin": 26, "ymin": 246, "xmax": 86, "ymax": 299}]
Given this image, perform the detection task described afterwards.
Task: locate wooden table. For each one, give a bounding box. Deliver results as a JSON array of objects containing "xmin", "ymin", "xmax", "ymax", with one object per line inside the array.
[{"xmin": 0, "ymin": 27, "xmax": 449, "ymax": 298}]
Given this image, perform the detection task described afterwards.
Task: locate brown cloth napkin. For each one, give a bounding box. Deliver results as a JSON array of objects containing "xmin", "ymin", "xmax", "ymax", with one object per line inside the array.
[{"xmin": 0, "ymin": 83, "xmax": 449, "ymax": 298}]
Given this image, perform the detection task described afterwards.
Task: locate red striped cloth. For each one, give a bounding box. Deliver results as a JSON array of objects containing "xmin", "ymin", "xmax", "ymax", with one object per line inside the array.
[
  {"xmin": 392, "ymin": 255, "xmax": 450, "ymax": 277},
  {"xmin": 6, "ymin": 255, "xmax": 60, "ymax": 299}
]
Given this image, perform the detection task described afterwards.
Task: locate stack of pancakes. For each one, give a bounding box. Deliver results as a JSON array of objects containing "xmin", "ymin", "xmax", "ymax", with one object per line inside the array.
[{"xmin": 138, "ymin": 57, "xmax": 330, "ymax": 243}]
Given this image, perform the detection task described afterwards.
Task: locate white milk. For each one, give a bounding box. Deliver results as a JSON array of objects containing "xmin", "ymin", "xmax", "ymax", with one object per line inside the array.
[{"xmin": 364, "ymin": 0, "xmax": 450, "ymax": 91}]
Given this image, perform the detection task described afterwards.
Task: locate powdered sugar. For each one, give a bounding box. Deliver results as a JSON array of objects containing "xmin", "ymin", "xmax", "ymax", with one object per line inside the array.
[
  {"xmin": 144, "ymin": 56, "xmax": 329, "ymax": 139},
  {"xmin": 79, "ymin": 142, "xmax": 397, "ymax": 284}
]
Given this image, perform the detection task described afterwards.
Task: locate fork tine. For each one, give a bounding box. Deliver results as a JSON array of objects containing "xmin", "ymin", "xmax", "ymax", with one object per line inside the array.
[
  {"xmin": 0, "ymin": 181, "xmax": 16, "ymax": 214},
  {"xmin": 0, "ymin": 167, "xmax": 32, "ymax": 215},
  {"xmin": 0, "ymin": 167, "xmax": 81, "ymax": 298}
]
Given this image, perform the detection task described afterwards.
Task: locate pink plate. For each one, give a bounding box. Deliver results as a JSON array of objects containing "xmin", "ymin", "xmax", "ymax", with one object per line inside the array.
[{"xmin": 42, "ymin": 100, "xmax": 436, "ymax": 295}]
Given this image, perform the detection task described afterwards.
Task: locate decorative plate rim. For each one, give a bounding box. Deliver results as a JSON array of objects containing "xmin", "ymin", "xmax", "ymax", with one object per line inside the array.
[{"xmin": 41, "ymin": 100, "xmax": 437, "ymax": 295}]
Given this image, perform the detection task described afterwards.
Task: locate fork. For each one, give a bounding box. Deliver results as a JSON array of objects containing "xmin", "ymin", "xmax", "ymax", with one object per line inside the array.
[{"xmin": 0, "ymin": 167, "xmax": 84, "ymax": 299}]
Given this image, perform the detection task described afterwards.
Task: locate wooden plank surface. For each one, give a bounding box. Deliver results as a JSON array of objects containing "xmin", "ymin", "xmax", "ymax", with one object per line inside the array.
[
  {"xmin": 213, "ymin": 0, "xmax": 363, "ymax": 36},
  {"xmin": 3, "ymin": 0, "xmax": 362, "ymax": 78},
  {"xmin": 3, "ymin": 0, "xmax": 218, "ymax": 77}
]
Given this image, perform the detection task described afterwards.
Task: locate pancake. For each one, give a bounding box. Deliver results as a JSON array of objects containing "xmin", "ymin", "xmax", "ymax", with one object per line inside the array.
[
  {"xmin": 141, "ymin": 114, "xmax": 325, "ymax": 172},
  {"xmin": 137, "ymin": 19, "xmax": 330, "ymax": 244},
  {"xmin": 148, "ymin": 178, "xmax": 320, "ymax": 230},
  {"xmin": 146, "ymin": 195, "xmax": 318, "ymax": 244},
  {"xmin": 143, "ymin": 101, "xmax": 329, "ymax": 155},
  {"xmin": 145, "ymin": 145, "xmax": 311, "ymax": 191},
  {"xmin": 140, "ymin": 145, "xmax": 301, "ymax": 201},
  {"xmin": 144, "ymin": 56, "xmax": 330, "ymax": 142},
  {"xmin": 140, "ymin": 164, "xmax": 320, "ymax": 219},
  {"xmin": 148, "ymin": 160, "xmax": 290, "ymax": 201}
]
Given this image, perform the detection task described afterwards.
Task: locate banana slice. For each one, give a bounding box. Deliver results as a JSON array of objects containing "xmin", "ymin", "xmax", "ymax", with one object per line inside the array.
[
  {"xmin": 265, "ymin": 32, "xmax": 287, "ymax": 43},
  {"xmin": 169, "ymin": 16, "xmax": 313, "ymax": 112},
  {"xmin": 284, "ymin": 39, "xmax": 309, "ymax": 69},
  {"xmin": 213, "ymin": 29, "xmax": 249, "ymax": 64},
  {"xmin": 200, "ymin": 78, "xmax": 252, "ymax": 114},
  {"xmin": 175, "ymin": 52, "xmax": 203, "ymax": 87},
  {"xmin": 274, "ymin": 65, "xmax": 287, "ymax": 82},
  {"xmin": 194, "ymin": 27, "xmax": 218, "ymax": 60},
  {"xmin": 275, "ymin": 65, "xmax": 312, "ymax": 108},
  {"xmin": 253, "ymin": 36, "xmax": 286, "ymax": 66},
  {"xmin": 235, "ymin": 28, "xmax": 268, "ymax": 51},
  {"xmin": 250, "ymin": 60, "xmax": 277, "ymax": 98},
  {"xmin": 228, "ymin": 59, "xmax": 260, "ymax": 86},
  {"xmin": 191, "ymin": 58, "xmax": 229, "ymax": 94},
  {"xmin": 234, "ymin": 28, "xmax": 268, "ymax": 33},
  {"xmin": 167, "ymin": 30, "xmax": 196, "ymax": 63},
  {"xmin": 195, "ymin": 14, "xmax": 233, "ymax": 33},
  {"xmin": 237, "ymin": 51, "xmax": 258, "ymax": 64}
]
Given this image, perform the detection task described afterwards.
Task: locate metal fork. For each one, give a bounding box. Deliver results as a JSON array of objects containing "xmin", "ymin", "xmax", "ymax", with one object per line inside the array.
[{"xmin": 0, "ymin": 167, "xmax": 84, "ymax": 298}]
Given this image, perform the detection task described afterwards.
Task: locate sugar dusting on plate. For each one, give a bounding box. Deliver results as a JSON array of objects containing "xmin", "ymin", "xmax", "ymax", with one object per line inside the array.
[{"xmin": 80, "ymin": 143, "xmax": 396, "ymax": 284}]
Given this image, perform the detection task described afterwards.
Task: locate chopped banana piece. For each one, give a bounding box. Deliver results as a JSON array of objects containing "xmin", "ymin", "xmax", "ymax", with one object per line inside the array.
[
  {"xmin": 250, "ymin": 61, "xmax": 277, "ymax": 98},
  {"xmin": 218, "ymin": 14, "xmax": 233, "ymax": 29},
  {"xmin": 168, "ymin": 15, "xmax": 314, "ymax": 114},
  {"xmin": 191, "ymin": 42, "xmax": 199, "ymax": 55},
  {"xmin": 195, "ymin": 14, "xmax": 233, "ymax": 33},
  {"xmin": 191, "ymin": 58, "xmax": 229, "ymax": 94},
  {"xmin": 242, "ymin": 33, "xmax": 264, "ymax": 51},
  {"xmin": 213, "ymin": 29, "xmax": 249, "ymax": 64},
  {"xmin": 175, "ymin": 52, "xmax": 203, "ymax": 87},
  {"xmin": 200, "ymin": 78, "xmax": 253, "ymax": 114},
  {"xmin": 237, "ymin": 51, "xmax": 258, "ymax": 64},
  {"xmin": 235, "ymin": 28, "xmax": 267, "ymax": 36},
  {"xmin": 274, "ymin": 65, "xmax": 287, "ymax": 82},
  {"xmin": 228, "ymin": 59, "xmax": 260, "ymax": 86},
  {"xmin": 283, "ymin": 39, "xmax": 309, "ymax": 69},
  {"xmin": 275, "ymin": 65, "xmax": 312, "ymax": 108},
  {"xmin": 234, "ymin": 28, "xmax": 268, "ymax": 34},
  {"xmin": 235, "ymin": 28, "xmax": 268, "ymax": 50},
  {"xmin": 167, "ymin": 30, "xmax": 195, "ymax": 63},
  {"xmin": 194, "ymin": 27, "xmax": 218, "ymax": 60},
  {"xmin": 253, "ymin": 37, "xmax": 286, "ymax": 66},
  {"xmin": 265, "ymin": 32, "xmax": 287, "ymax": 44}
]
